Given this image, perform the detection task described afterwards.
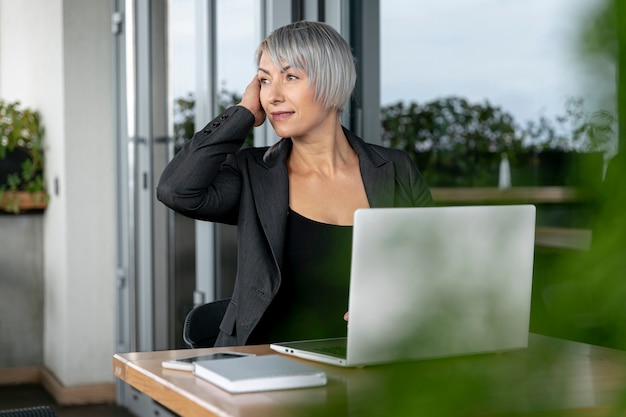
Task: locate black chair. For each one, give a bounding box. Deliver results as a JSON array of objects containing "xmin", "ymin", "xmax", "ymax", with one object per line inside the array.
[
  {"xmin": 0, "ymin": 406, "xmax": 57, "ymax": 417},
  {"xmin": 183, "ymin": 298, "xmax": 231, "ymax": 348}
]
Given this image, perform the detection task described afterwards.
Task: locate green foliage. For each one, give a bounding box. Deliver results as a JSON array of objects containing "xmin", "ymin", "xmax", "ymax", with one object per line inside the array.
[
  {"xmin": 576, "ymin": 0, "xmax": 618, "ymax": 110},
  {"xmin": 173, "ymin": 93, "xmax": 196, "ymax": 148},
  {"xmin": 539, "ymin": 0, "xmax": 626, "ymax": 353},
  {"xmin": 521, "ymin": 97, "xmax": 617, "ymax": 154},
  {"xmin": 382, "ymin": 96, "xmax": 522, "ymax": 154},
  {"xmin": 0, "ymin": 100, "xmax": 46, "ymax": 213},
  {"xmin": 381, "ymin": 95, "xmax": 617, "ymax": 187},
  {"xmin": 382, "ymin": 96, "xmax": 524, "ymax": 186},
  {"xmin": 0, "ymin": 100, "xmax": 44, "ymax": 158}
]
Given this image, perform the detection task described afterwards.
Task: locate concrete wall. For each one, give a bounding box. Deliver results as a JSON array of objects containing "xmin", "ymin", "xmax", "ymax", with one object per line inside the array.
[
  {"xmin": 0, "ymin": 215, "xmax": 44, "ymax": 368},
  {"xmin": 0, "ymin": 0, "xmax": 115, "ymax": 386}
]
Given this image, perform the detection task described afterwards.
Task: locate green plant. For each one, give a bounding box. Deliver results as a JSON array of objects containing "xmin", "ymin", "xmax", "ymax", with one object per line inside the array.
[
  {"xmin": 381, "ymin": 97, "xmax": 524, "ymax": 186},
  {"xmin": 511, "ymin": 98, "xmax": 616, "ymax": 188},
  {"xmin": 521, "ymin": 97, "xmax": 617, "ymax": 155},
  {"xmin": 381, "ymin": 95, "xmax": 617, "ymax": 187},
  {"xmin": 0, "ymin": 99, "xmax": 46, "ymax": 213}
]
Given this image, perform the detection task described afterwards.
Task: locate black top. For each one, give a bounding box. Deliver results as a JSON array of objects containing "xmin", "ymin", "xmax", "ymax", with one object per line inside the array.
[{"xmin": 250, "ymin": 209, "xmax": 353, "ymax": 344}]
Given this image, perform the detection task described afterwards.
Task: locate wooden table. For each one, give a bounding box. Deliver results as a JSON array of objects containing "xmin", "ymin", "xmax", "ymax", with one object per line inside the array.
[
  {"xmin": 535, "ymin": 227, "xmax": 592, "ymax": 251},
  {"xmin": 430, "ymin": 186, "xmax": 594, "ymax": 205},
  {"xmin": 113, "ymin": 334, "xmax": 626, "ymax": 417},
  {"xmin": 429, "ymin": 186, "xmax": 596, "ymax": 252}
]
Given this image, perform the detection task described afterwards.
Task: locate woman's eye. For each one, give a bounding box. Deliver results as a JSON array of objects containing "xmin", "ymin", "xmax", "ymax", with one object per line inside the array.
[
  {"xmin": 259, "ymin": 77, "xmax": 269, "ymax": 84},
  {"xmin": 286, "ymin": 74, "xmax": 298, "ymax": 81}
]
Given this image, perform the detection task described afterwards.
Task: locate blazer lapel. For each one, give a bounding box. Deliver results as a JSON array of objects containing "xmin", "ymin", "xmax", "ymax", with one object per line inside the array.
[
  {"xmin": 345, "ymin": 129, "xmax": 396, "ymax": 208},
  {"xmin": 248, "ymin": 141, "xmax": 290, "ymax": 272},
  {"xmin": 248, "ymin": 131, "xmax": 395, "ymax": 277}
]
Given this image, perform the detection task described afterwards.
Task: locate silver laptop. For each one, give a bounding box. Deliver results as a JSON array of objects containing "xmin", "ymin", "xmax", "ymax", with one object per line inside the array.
[{"xmin": 270, "ymin": 205, "xmax": 536, "ymax": 367}]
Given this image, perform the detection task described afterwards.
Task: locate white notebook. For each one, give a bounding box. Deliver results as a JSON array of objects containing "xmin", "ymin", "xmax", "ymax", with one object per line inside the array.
[{"xmin": 193, "ymin": 354, "xmax": 327, "ymax": 393}]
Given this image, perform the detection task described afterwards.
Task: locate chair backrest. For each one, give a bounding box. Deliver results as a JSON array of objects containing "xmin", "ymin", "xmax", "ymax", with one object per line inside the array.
[
  {"xmin": 0, "ymin": 406, "xmax": 58, "ymax": 417},
  {"xmin": 183, "ymin": 298, "xmax": 230, "ymax": 348}
]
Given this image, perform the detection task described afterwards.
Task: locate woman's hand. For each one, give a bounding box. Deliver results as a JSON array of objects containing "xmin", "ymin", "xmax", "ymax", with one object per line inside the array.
[
  {"xmin": 238, "ymin": 76, "xmax": 266, "ymax": 127},
  {"xmin": 344, "ymin": 311, "xmax": 349, "ymax": 322}
]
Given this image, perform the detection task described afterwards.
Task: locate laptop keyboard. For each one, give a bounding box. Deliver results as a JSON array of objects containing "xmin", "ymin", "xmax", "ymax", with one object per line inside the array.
[{"xmin": 311, "ymin": 345, "xmax": 347, "ymax": 358}]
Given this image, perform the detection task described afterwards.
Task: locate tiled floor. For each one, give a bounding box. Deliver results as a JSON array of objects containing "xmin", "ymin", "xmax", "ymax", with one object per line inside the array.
[{"xmin": 0, "ymin": 384, "xmax": 136, "ymax": 417}]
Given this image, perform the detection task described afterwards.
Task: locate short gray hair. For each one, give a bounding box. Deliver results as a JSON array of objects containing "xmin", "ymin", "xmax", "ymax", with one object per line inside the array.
[{"xmin": 256, "ymin": 21, "xmax": 356, "ymax": 112}]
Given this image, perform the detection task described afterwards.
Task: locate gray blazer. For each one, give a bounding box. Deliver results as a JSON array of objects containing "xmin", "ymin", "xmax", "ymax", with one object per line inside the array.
[{"xmin": 157, "ymin": 106, "xmax": 434, "ymax": 346}]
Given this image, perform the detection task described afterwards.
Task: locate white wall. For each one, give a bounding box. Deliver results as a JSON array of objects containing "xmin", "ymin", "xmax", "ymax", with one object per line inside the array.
[{"xmin": 0, "ymin": 0, "xmax": 115, "ymax": 386}]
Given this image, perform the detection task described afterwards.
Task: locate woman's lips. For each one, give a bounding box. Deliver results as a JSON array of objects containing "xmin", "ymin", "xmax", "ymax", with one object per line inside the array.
[{"xmin": 271, "ymin": 111, "xmax": 293, "ymax": 121}]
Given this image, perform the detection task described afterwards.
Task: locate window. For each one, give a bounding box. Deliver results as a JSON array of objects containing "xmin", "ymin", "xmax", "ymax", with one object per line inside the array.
[{"xmin": 380, "ymin": 0, "xmax": 613, "ymax": 192}]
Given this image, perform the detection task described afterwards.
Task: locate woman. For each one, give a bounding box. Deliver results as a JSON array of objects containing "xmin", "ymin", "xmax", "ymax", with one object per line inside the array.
[{"xmin": 157, "ymin": 21, "xmax": 433, "ymax": 347}]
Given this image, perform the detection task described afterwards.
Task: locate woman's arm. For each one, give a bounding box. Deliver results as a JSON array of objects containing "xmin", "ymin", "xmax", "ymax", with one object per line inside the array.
[
  {"xmin": 156, "ymin": 106, "xmax": 255, "ymax": 223},
  {"xmin": 157, "ymin": 77, "xmax": 266, "ymax": 222}
]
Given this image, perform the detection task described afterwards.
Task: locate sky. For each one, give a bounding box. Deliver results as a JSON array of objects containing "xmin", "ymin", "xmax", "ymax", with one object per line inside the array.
[
  {"xmin": 169, "ymin": 0, "xmax": 603, "ymax": 126},
  {"xmin": 380, "ymin": 0, "xmax": 601, "ymax": 125}
]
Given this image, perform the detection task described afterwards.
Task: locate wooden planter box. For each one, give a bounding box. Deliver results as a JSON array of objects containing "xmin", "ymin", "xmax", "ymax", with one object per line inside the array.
[{"xmin": 0, "ymin": 191, "xmax": 48, "ymax": 213}]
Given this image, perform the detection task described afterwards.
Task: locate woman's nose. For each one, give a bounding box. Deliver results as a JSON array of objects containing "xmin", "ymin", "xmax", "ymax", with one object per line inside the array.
[{"xmin": 267, "ymin": 82, "xmax": 284, "ymax": 103}]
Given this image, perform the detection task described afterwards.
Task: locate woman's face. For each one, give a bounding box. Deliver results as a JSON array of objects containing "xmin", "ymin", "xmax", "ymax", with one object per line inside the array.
[{"xmin": 257, "ymin": 53, "xmax": 335, "ymax": 140}]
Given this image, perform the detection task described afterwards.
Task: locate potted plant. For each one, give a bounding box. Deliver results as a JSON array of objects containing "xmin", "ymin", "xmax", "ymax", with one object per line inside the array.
[{"xmin": 0, "ymin": 99, "xmax": 47, "ymax": 213}]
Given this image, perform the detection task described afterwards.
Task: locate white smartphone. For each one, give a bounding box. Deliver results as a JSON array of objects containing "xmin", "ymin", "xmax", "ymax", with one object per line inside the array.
[{"xmin": 161, "ymin": 352, "xmax": 253, "ymax": 371}]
